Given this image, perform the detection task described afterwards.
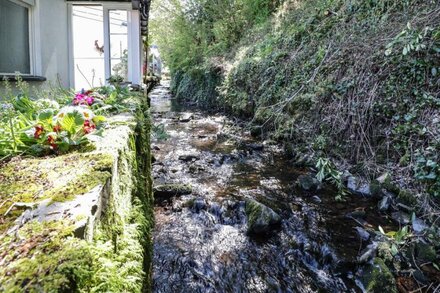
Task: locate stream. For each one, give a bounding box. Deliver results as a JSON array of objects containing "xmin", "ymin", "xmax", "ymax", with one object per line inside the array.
[{"xmin": 150, "ymin": 81, "xmax": 396, "ymax": 292}]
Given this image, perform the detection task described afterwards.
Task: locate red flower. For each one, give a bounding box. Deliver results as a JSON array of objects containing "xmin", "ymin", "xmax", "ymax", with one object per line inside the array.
[
  {"xmin": 34, "ymin": 125, "xmax": 44, "ymax": 139},
  {"xmin": 53, "ymin": 124, "xmax": 62, "ymax": 133},
  {"xmin": 47, "ymin": 135, "xmax": 57, "ymax": 150},
  {"xmin": 83, "ymin": 120, "xmax": 96, "ymax": 134}
]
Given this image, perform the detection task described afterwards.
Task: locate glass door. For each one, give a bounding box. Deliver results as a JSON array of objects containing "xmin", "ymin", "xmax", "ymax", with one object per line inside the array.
[{"xmin": 108, "ymin": 10, "xmax": 129, "ymax": 82}]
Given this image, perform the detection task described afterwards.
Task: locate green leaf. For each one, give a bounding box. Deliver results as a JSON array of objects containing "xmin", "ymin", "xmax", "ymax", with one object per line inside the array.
[
  {"xmin": 60, "ymin": 111, "xmax": 85, "ymax": 135},
  {"xmin": 38, "ymin": 109, "xmax": 54, "ymax": 123},
  {"xmin": 391, "ymin": 244, "xmax": 399, "ymax": 256},
  {"xmin": 92, "ymin": 115, "xmax": 106, "ymax": 125}
]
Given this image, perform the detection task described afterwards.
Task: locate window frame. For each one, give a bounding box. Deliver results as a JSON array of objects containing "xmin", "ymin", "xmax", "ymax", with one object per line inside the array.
[
  {"xmin": 68, "ymin": 2, "xmax": 142, "ymax": 88},
  {"xmin": 0, "ymin": 0, "xmax": 42, "ymax": 77}
]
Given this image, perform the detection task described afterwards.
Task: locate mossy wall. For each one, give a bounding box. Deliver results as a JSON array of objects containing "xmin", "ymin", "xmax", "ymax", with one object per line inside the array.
[{"xmin": 0, "ymin": 99, "xmax": 153, "ymax": 292}]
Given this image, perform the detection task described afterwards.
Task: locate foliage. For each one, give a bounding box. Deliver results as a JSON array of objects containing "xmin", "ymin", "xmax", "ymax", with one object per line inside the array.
[
  {"xmin": 379, "ymin": 225, "xmax": 411, "ymax": 256},
  {"xmin": 315, "ymin": 157, "xmax": 348, "ymax": 200},
  {"xmin": 152, "ymin": 123, "xmax": 170, "ymax": 141},
  {"xmin": 23, "ymin": 106, "xmax": 105, "ymax": 154},
  {"xmin": 164, "ymin": 0, "xmax": 440, "ymax": 202},
  {"xmin": 414, "ymin": 147, "xmax": 440, "ymax": 197},
  {"xmin": 149, "ymin": 0, "xmax": 279, "ymax": 72}
]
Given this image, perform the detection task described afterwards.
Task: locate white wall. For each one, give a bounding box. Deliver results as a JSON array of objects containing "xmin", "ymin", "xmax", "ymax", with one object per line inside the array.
[{"xmin": 38, "ymin": 0, "xmax": 70, "ymax": 88}]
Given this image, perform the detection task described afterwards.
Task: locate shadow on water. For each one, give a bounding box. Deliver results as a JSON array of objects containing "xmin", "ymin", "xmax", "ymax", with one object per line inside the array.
[{"xmin": 150, "ymin": 81, "xmax": 397, "ymax": 293}]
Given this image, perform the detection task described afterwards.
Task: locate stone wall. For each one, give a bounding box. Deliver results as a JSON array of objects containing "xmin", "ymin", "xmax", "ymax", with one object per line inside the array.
[{"xmin": 0, "ymin": 110, "xmax": 153, "ymax": 291}]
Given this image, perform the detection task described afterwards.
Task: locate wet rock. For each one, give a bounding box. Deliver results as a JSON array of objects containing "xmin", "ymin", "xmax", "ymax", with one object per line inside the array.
[
  {"xmin": 293, "ymin": 154, "xmax": 314, "ymax": 167},
  {"xmin": 412, "ymin": 217, "xmax": 428, "ymax": 234},
  {"xmin": 370, "ymin": 173, "xmax": 394, "ymax": 196},
  {"xmin": 245, "ymin": 199, "xmax": 281, "ymax": 235},
  {"xmin": 250, "ymin": 126, "xmax": 262, "ymax": 137},
  {"xmin": 391, "ymin": 211, "xmax": 411, "ymax": 225},
  {"xmin": 179, "ymin": 113, "xmax": 194, "ymax": 122},
  {"xmin": 378, "ymin": 195, "xmax": 392, "ymax": 212},
  {"xmin": 346, "ymin": 209, "xmax": 366, "ymax": 219},
  {"xmin": 154, "ymin": 184, "xmax": 192, "ymax": 200},
  {"xmin": 178, "ymin": 154, "xmax": 200, "ymax": 162},
  {"xmin": 347, "ymin": 176, "xmax": 371, "ymax": 197},
  {"xmin": 395, "ymin": 202, "xmax": 413, "ymax": 213},
  {"xmin": 247, "ymin": 143, "xmax": 264, "ymax": 151},
  {"xmin": 354, "ymin": 227, "xmax": 370, "ymax": 241},
  {"xmin": 413, "ymin": 270, "xmax": 429, "ymax": 285},
  {"xmin": 359, "ymin": 258, "xmax": 397, "ymax": 293},
  {"xmin": 358, "ymin": 243, "xmax": 378, "ymax": 263},
  {"xmin": 311, "ymin": 195, "xmax": 322, "ymax": 204},
  {"xmin": 192, "ymin": 198, "xmax": 207, "ymax": 212},
  {"xmin": 297, "ymin": 175, "xmax": 320, "ymax": 191}
]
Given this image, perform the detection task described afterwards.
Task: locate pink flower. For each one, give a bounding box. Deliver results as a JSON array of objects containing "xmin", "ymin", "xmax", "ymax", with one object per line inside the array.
[{"xmin": 73, "ymin": 93, "xmax": 94, "ymax": 106}]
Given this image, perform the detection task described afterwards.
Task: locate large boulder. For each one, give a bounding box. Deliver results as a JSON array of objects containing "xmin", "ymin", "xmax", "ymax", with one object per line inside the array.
[
  {"xmin": 245, "ymin": 199, "xmax": 281, "ymax": 235},
  {"xmin": 359, "ymin": 258, "xmax": 397, "ymax": 293}
]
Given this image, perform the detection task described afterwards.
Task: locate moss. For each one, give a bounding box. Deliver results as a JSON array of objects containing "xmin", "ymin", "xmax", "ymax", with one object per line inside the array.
[
  {"xmin": 0, "ymin": 152, "xmax": 114, "ymax": 233},
  {"xmin": 377, "ymin": 242, "xmax": 393, "ymax": 263},
  {"xmin": 360, "ymin": 258, "xmax": 397, "ymax": 293},
  {"xmin": 397, "ymin": 189, "xmax": 418, "ymax": 206},
  {"xmin": 49, "ymin": 170, "xmax": 111, "ymax": 203}
]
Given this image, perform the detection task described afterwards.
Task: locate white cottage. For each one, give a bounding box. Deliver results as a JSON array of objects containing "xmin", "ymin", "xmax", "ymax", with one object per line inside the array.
[{"xmin": 0, "ymin": 0, "xmax": 150, "ymax": 90}]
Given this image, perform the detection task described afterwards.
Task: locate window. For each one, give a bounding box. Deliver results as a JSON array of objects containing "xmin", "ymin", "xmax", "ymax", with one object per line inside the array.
[
  {"xmin": 0, "ymin": 0, "xmax": 38, "ymax": 76},
  {"xmin": 70, "ymin": 3, "xmax": 142, "ymax": 89}
]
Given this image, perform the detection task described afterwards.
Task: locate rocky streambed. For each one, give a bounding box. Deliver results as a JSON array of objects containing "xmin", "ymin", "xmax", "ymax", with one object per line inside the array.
[{"xmin": 150, "ymin": 81, "xmax": 440, "ymax": 292}]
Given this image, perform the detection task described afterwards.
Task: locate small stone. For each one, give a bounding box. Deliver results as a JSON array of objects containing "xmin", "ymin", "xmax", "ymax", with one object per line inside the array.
[
  {"xmin": 354, "ymin": 227, "xmax": 370, "ymax": 241},
  {"xmin": 412, "ymin": 217, "xmax": 428, "ymax": 234},
  {"xmin": 378, "ymin": 195, "xmax": 392, "ymax": 212},
  {"xmin": 311, "ymin": 195, "xmax": 322, "ymax": 204},
  {"xmin": 248, "ymin": 143, "xmax": 264, "ymax": 151},
  {"xmin": 347, "ymin": 176, "xmax": 372, "ymax": 197},
  {"xmin": 346, "ymin": 209, "xmax": 366, "ymax": 219},
  {"xmin": 179, "ymin": 113, "xmax": 194, "ymax": 122},
  {"xmin": 297, "ymin": 175, "xmax": 320, "ymax": 191},
  {"xmin": 192, "ymin": 198, "xmax": 207, "ymax": 212},
  {"xmin": 358, "ymin": 243, "xmax": 378, "ymax": 263},
  {"xmin": 391, "ymin": 211, "xmax": 411, "ymax": 225},
  {"xmin": 178, "ymin": 154, "xmax": 200, "ymax": 162}
]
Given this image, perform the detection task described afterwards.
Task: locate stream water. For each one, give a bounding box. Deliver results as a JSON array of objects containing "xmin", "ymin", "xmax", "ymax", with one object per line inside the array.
[{"xmin": 150, "ymin": 81, "xmax": 396, "ymax": 293}]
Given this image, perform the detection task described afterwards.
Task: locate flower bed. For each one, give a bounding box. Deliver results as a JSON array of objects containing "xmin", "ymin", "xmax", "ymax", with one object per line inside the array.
[{"xmin": 0, "ymin": 78, "xmax": 138, "ymax": 160}]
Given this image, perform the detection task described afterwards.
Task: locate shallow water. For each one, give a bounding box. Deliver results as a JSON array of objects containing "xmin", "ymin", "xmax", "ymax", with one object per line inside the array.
[{"xmin": 150, "ymin": 81, "xmax": 396, "ymax": 293}]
